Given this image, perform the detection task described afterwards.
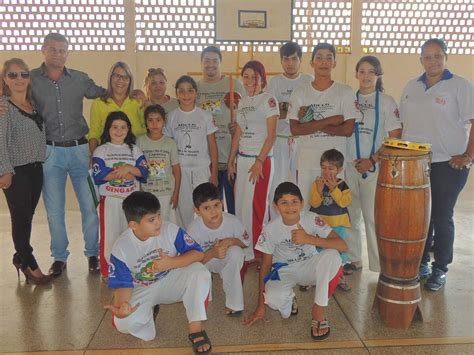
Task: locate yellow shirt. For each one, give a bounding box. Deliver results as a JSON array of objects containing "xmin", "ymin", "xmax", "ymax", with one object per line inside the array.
[{"xmin": 88, "ymin": 97, "xmax": 146, "ymax": 141}]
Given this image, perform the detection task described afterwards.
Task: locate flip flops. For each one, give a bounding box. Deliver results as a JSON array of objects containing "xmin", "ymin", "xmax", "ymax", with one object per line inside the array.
[
  {"xmin": 188, "ymin": 330, "xmax": 212, "ymax": 354},
  {"xmin": 311, "ymin": 319, "xmax": 330, "ymax": 341}
]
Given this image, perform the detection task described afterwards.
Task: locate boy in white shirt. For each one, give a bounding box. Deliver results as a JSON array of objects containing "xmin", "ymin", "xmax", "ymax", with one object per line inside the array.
[
  {"xmin": 244, "ymin": 182, "xmax": 346, "ymax": 341},
  {"xmin": 104, "ymin": 191, "xmax": 212, "ymax": 353},
  {"xmin": 187, "ymin": 182, "xmax": 250, "ymax": 316}
]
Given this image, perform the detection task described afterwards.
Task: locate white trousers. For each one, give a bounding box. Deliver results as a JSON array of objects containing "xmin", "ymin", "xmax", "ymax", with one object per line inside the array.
[
  {"xmin": 177, "ymin": 166, "xmax": 210, "ymax": 229},
  {"xmin": 264, "ymin": 249, "xmax": 341, "ymax": 319},
  {"xmin": 99, "ymin": 196, "xmax": 128, "ymax": 277},
  {"xmin": 345, "ymin": 162, "xmax": 380, "ymax": 272},
  {"xmin": 114, "ymin": 262, "xmax": 211, "ymax": 341},
  {"xmin": 269, "ymin": 136, "xmax": 298, "ymax": 220},
  {"xmin": 206, "ymin": 246, "xmax": 245, "ymax": 311},
  {"xmin": 234, "ymin": 155, "xmax": 273, "ymax": 261},
  {"xmin": 155, "ymin": 194, "xmax": 177, "ymax": 224},
  {"xmin": 296, "ymin": 168, "xmax": 321, "ymax": 210}
]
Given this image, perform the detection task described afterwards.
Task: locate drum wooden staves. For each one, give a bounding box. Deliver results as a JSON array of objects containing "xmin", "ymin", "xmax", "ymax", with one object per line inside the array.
[{"xmin": 373, "ymin": 143, "xmax": 431, "ymax": 329}]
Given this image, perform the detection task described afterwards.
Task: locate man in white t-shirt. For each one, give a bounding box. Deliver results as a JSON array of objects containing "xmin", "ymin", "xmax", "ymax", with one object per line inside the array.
[
  {"xmin": 197, "ymin": 46, "xmax": 246, "ymax": 215},
  {"xmin": 266, "ymin": 42, "xmax": 313, "ymax": 219},
  {"xmin": 288, "ymin": 43, "xmax": 361, "ymax": 207}
]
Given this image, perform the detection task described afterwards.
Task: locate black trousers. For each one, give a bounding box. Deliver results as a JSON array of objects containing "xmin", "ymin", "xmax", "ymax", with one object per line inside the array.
[{"xmin": 3, "ymin": 162, "xmax": 43, "ymax": 271}]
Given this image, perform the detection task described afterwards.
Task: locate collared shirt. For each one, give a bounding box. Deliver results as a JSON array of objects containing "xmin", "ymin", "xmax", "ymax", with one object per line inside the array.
[{"xmin": 31, "ymin": 63, "xmax": 105, "ymax": 142}]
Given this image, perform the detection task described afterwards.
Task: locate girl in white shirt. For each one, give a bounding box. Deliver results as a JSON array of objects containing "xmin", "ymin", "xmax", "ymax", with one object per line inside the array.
[{"xmin": 228, "ymin": 61, "xmax": 279, "ymax": 261}]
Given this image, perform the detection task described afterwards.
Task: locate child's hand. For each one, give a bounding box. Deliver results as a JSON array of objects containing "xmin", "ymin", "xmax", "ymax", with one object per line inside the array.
[
  {"xmin": 228, "ymin": 121, "xmax": 238, "ymax": 136},
  {"xmin": 152, "ymin": 249, "xmax": 173, "ymax": 273},
  {"xmin": 297, "ymin": 106, "xmax": 309, "ymax": 120},
  {"xmin": 291, "ymin": 224, "xmax": 311, "ymax": 245},
  {"xmin": 213, "ymin": 239, "xmax": 228, "ymax": 259},
  {"xmin": 209, "ymin": 173, "xmax": 218, "ymax": 187},
  {"xmin": 227, "ymin": 159, "xmax": 236, "ymax": 181},
  {"xmin": 104, "ymin": 301, "xmax": 140, "ymax": 319},
  {"xmin": 113, "ymin": 165, "xmax": 132, "ymax": 179},
  {"xmin": 315, "ymin": 176, "xmax": 325, "ymax": 195},
  {"xmin": 248, "ymin": 161, "xmax": 264, "ymax": 184},
  {"xmin": 170, "ymin": 193, "xmax": 179, "ymax": 209},
  {"xmin": 243, "ymin": 305, "xmax": 269, "ymax": 327},
  {"xmin": 324, "ymin": 176, "xmax": 338, "ymax": 191}
]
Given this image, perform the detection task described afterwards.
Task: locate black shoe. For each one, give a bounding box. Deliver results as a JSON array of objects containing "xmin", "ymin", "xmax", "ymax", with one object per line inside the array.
[
  {"xmin": 49, "ymin": 261, "xmax": 67, "ymax": 277},
  {"xmin": 424, "ymin": 267, "xmax": 446, "ymax": 291},
  {"xmin": 153, "ymin": 305, "xmax": 160, "ymax": 321},
  {"xmin": 88, "ymin": 256, "xmax": 100, "ymax": 273}
]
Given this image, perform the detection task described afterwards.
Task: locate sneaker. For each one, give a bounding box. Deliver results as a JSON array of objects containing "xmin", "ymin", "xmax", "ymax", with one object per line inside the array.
[
  {"xmin": 424, "ymin": 267, "xmax": 446, "ymax": 291},
  {"xmin": 418, "ymin": 263, "xmax": 431, "ymax": 280}
]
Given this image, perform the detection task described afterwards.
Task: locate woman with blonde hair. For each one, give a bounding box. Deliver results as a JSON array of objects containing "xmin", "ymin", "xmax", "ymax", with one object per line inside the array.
[
  {"xmin": 0, "ymin": 58, "xmax": 51, "ymax": 285},
  {"xmin": 143, "ymin": 67, "xmax": 179, "ymax": 114}
]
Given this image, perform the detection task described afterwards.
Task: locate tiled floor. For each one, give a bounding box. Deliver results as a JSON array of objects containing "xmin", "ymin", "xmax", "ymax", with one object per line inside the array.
[{"xmin": 0, "ymin": 175, "xmax": 473, "ymax": 354}]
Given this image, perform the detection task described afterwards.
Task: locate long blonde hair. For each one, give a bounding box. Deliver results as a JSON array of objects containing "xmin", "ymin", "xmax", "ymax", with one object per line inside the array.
[
  {"xmin": 101, "ymin": 61, "xmax": 134, "ymax": 102},
  {"xmin": 2, "ymin": 58, "xmax": 34, "ymax": 103}
]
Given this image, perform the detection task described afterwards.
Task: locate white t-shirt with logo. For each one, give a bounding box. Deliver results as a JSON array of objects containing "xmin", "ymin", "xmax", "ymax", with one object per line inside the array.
[
  {"xmin": 165, "ymin": 107, "xmax": 218, "ymax": 168},
  {"xmin": 187, "ymin": 212, "xmax": 250, "ymax": 252},
  {"xmin": 197, "ymin": 77, "xmax": 246, "ymax": 165},
  {"xmin": 400, "ymin": 73, "xmax": 474, "ymax": 163},
  {"xmin": 108, "ymin": 222, "xmax": 202, "ymax": 288},
  {"xmin": 266, "ymin": 73, "xmax": 313, "ymax": 137},
  {"xmin": 346, "ymin": 91, "xmax": 402, "ymax": 161},
  {"xmin": 255, "ymin": 211, "xmax": 332, "ymax": 265},
  {"xmin": 236, "ymin": 92, "xmax": 280, "ymax": 156},
  {"xmin": 287, "ymin": 81, "xmax": 361, "ymax": 169}
]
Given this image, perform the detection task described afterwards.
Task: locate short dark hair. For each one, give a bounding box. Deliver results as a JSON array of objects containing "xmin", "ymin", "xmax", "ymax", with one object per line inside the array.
[
  {"xmin": 311, "ymin": 42, "xmax": 336, "ymax": 61},
  {"xmin": 421, "ymin": 38, "xmax": 448, "ymax": 57},
  {"xmin": 122, "ymin": 191, "xmax": 161, "ymax": 223},
  {"xmin": 193, "ymin": 182, "xmax": 221, "ymax": 208},
  {"xmin": 175, "ymin": 75, "xmax": 198, "ymax": 93},
  {"xmin": 201, "ymin": 46, "xmax": 222, "ymax": 61},
  {"xmin": 144, "ymin": 104, "xmax": 167, "ymax": 128},
  {"xmin": 43, "ymin": 32, "xmax": 69, "ymax": 47},
  {"xmin": 273, "ymin": 182, "xmax": 303, "ymax": 204},
  {"xmin": 280, "ymin": 41, "xmax": 303, "ymax": 60},
  {"xmin": 320, "ymin": 149, "xmax": 344, "ymax": 168}
]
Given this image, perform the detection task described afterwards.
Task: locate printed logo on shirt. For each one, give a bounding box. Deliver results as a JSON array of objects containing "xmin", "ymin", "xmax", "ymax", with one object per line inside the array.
[
  {"xmin": 394, "ymin": 108, "xmax": 400, "ymax": 118},
  {"xmin": 354, "ymin": 100, "xmax": 361, "ymax": 111},
  {"xmin": 110, "ymin": 162, "xmax": 135, "ymax": 188},
  {"xmin": 243, "ymin": 230, "xmax": 250, "ymax": 241},
  {"xmin": 257, "ymin": 232, "xmax": 266, "ymax": 245},
  {"xmin": 148, "ymin": 159, "xmax": 167, "ymax": 179},
  {"xmin": 108, "ymin": 262, "xmax": 116, "ymax": 278},
  {"xmin": 268, "ymin": 97, "xmax": 277, "ymax": 108},
  {"xmin": 200, "ymin": 99, "xmax": 223, "ymax": 115},
  {"xmin": 183, "ymin": 233, "xmax": 196, "ymax": 246},
  {"xmin": 315, "ymin": 216, "xmax": 326, "ymax": 227},
  {"xmin": 435, "ymin": 96, "xmax": 447, "ymax": 106},
  {"xmin": 135, "ymin": 260, "xmax": 169, "ymax": 285}
]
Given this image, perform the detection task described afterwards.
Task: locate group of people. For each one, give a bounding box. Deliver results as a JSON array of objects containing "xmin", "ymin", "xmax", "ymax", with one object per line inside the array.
[{"xmin": 1, "ymin": 31, "xmax": 473, "ymax": 353}]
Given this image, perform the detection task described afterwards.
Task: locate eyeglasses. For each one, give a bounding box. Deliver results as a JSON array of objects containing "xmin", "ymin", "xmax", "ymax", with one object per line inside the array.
[
  {"xmin": 111, "ymin": 73, "xmax": 131, "ymax": 81},
  {"xmin": 7, "ymin": 71, "xmax": 30, "ymax": 80}
]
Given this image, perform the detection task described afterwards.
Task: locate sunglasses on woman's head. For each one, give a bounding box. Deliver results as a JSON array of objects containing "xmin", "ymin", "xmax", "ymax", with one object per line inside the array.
[{"xmin": 7, "ymin": 71, "xmax": 30, "ymax": 80}]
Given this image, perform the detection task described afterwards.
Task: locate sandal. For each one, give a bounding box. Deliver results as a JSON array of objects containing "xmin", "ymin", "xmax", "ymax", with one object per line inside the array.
[
  {"xmin": 311, "ymin": 319, "xmax": 330, "ymax": 341},
  {"xmin": 291, "ymin": 297, "xmax": 298, "ymax": 316},
  {"xmin": 225, "ymin": 308, "xmax": 243, "ymax": 317},
  {"xmin": 188, "ymin": 330, "xmax": 212, "ymax": 354},
  {"xmin": 337, "ymin": 275, "xmax": 352, "ymax": 292},
  {"xmin": 343, "ymin": 263, "xmax": 362, "ymax": 275},
  {"xmin": 299, "ymin": 285, "xmax": 312, "ymax": 292}
]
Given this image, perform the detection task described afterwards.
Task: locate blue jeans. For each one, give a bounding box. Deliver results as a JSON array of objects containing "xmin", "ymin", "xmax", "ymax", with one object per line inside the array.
[
  {"xmin": 422, "ymin": 161, "xmax": 469, "ymax": 272},
  {"xmin": 218, "ymin": 170, "xmax": 235, "ymax": 215},
  {"xmin": 42, "ymin": 144, "xmax": 99, "ymax": 261}
]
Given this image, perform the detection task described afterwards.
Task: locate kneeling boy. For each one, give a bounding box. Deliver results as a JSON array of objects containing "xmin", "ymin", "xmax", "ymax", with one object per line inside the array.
[
  {"xmin": 244, "ymin": 182, "xmax": 346, "ymax": 341},
  {"xmin": 104, "ymin": 191, "xmax": 212, "ymax": 353},
  {"xmin": 188, "ymin": 182, "xmax": 250, "ymax": 316}
]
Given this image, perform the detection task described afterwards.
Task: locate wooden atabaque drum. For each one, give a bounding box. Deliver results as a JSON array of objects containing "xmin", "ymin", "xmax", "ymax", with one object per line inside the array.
[{"xmin": 373, "ymin": 141, "xmax": 431, "ymax": 329}]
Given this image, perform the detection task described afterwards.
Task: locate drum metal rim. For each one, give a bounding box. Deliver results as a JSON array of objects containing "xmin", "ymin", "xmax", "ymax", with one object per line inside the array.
[
  {"xmin": 379, "ymin": 154, "xmax": 430, "ymax": 160},
  {"xmin": 376, "ymin": 293, "xmax": 422, "ymax": 305},
  {"xmin": 378, "ymin": 279, "xmax": 420, "ymax": 290},
  {"xmin": 377, "ymin": 182, "xmax": 430, "ymax": 190},
  {"xmin": 378, "ymin": 235, "xmax": 427, "ymax": 244}
]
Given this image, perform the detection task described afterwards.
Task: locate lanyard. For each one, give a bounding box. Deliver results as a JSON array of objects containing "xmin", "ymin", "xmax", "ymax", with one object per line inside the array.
[{"xmin": 355, "ymin": 90, "xmax": 379, "ymax": 179}]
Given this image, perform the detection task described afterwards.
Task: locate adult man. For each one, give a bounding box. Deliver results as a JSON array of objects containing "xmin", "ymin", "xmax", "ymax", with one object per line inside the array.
[
  {"xmin": 288, "ymin": 43, "xmax": 361, "ymax": 208},
  {"xmin": 31, "ymin": 33, "xmax": 105, "ymax": 276},
  {"xmin": 197, "ymin": 46, "xmax": 246, "ymax": 214},
  {"xmin": 266, "ymin": 42, "xmax": 313, "ymax": 220}
]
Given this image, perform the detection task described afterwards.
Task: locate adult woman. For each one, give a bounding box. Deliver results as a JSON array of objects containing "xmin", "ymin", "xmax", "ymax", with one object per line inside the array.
[
  {"xmin": 143, "ymin": 67, "xmax": 179, "ymax": 114},
  {"xmin": 345, "ymin": 56, "xmax": 402, "ymax": 273},
  {"xmin": 400, "ymin": 39, "xmax": 473, "ymax": 291},
  {"xmin": 0, "ymin": 58, "xmax": 51, "ymax": 285},
  {"xmin": 228, "ymin": 60, "xmax": 279, "ymax": 261},
  {"xmin": 89, "ymin": 62, "xmax": 146, "ymax": 153}
]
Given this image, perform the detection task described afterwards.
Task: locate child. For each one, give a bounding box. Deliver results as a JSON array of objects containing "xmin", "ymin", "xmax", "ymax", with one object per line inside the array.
[
  {"xmin": 104, "ymin": 191, "xmax": 212, "ymax": 353},
  {"xmin": 137, "ymin": 104, "xmax": 181, "ymax": 222},
  {"xmin": 244, "ymin": 182, "xmax": 346, "ymax": 341},
  {"xmin": 92, "ymin": 111, "xmax": 148, "ymax": 278},
  {"xmin": 165, "ymin": 75, "xmax": 218, "ymax": 229},
  {"xmin": 309, "ymin": 149, "xmax": 352, "ymax": 291},
  {"xmin": 187, "ymin": 182, "xmax": 250, "ymax": 316}
]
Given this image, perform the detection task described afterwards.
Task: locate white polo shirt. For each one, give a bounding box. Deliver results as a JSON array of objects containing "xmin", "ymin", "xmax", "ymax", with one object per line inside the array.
[{"xmin": 400, "ymin": 70, "xmax": 474, "ymax": 163}]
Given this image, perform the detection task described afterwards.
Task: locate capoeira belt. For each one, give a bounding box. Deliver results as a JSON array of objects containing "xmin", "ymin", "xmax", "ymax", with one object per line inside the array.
[
  {"xmin": 264, "ymin": 262, "xmax": 289, "ymax": 283},
  {"xmin": 238, "ymin": 152, "xmax": 273, "ymax": 158}
]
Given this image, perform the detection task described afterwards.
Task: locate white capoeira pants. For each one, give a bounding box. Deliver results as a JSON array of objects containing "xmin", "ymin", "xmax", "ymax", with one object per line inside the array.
[
  {"xmin": 345, "ymin": 162, "xmax": 380, "ymax": 272},
  {"xmin": 264, "ymin": 249, "xmax": 342, "ymax": 319},
  {"xmin": 205, "ymin": 246, "xmax": 245, "ymax": 311},
  {"xmin": 99, "ymin": 196, "xmax": 128, "ymax": 277},
  {"xmin": 269, "ymin": 136, "xmax": 298, "ymax": 220},
  {"xmin": 234, "ymin": 155, "xmax": 274, "ymax": 261},
  {"xmin": 296, "ymin": 168, "xmax": 321, "ymax": 210},
  {"xmin": 176, "ymin": 166, "xmax": 210, "ymax": 229},
  {"xmin": 114, "ymin": 262, "xmax": 211, "ymax": 341},
  {"xmin": 155, "ymin": 194, "xmax": 177, "ymax": 224}
]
